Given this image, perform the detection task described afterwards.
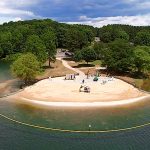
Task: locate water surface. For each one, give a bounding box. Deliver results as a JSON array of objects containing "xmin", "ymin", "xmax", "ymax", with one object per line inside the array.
[
  {"xmin": 0, "ymin": 60, "xmax": 12, "ymax": 82},
  {"xmin": 0, "ymin": 98, "xmax": 150, "ymax": 149},
  {"xmin": 0, "ymin": 60, "xmax": 150, "ymax": 149}
]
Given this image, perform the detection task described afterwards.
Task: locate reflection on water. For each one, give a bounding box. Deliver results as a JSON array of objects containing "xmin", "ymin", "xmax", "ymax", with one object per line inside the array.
[
  {"xmin": 0, "ymin": 98, "xmax": 150, "ymax": 131},
  {"xmin": 0, "ymin": 61, "xmax": 22, "ymax": 97},
  {"xmin": 0, "ymin": 61, "xmax": 12, "ymax": 82}
]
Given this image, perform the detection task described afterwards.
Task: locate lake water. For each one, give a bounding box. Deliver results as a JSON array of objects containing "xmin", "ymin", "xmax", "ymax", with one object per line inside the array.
[
  {"xmin": 0, "ymin": 61, "xmax": 150, "ymax": 150},
  {"xmin": 0, "ymin": 61, "xmax": 13, "ymax": 82}
]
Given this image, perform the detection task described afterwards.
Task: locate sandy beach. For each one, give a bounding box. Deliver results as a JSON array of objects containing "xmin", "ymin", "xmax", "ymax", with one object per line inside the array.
[
  {"xmin": 9, "ymin": 76, "xmax": 149, "ymax": 104},
  {"xmin": 7, "ymin": 58, "xmax": 150, "ymax": 107}
]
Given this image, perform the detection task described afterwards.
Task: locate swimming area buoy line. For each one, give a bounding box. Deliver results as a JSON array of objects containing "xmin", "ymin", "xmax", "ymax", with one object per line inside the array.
[{"xmin": 0, "ymin": 113, "xmax": 150, "ymax": 133}]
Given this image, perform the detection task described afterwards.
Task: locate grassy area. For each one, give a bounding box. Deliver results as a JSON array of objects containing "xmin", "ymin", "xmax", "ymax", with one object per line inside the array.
[
  {"xmin": 37, "ymin": 60, "xmax": 76, "ymax": 80},
  {"xmin": 135, "ymin": 79, "xmax": 150, "ymax": 92},
  {"xmin": 116, "ymin": 76, "xmax": 150, "ymax": 92},
  {"xmin": 68, "ymin": 60, "xmax": 101, "ymax": 68},
  {"xmin": 91, "ymin": 60, "xmax": 102, "ymax": 66}
]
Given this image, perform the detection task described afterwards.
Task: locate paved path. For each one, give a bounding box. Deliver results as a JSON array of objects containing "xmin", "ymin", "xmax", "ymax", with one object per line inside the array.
[{"xmin": 57, "ymin": 58, "xmax": 85, "ymax": 77}]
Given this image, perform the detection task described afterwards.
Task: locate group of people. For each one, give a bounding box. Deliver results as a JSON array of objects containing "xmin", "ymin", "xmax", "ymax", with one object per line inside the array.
[
  {"xmin": 79, "ymin": 85, "xmax": 91, "ymax": 93},
  {"xmin": 64, "ymin": 74, "xmax": 76, "ymax": 80}
]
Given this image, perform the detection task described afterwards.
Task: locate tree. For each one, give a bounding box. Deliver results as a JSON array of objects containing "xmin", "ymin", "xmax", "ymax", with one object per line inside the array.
[
  {"xmin": 25, "ymin": 35, "xmax": 47, "ymax": 63},
  {"xmin": 99, "ymin": 26, "xmax": 129, "ymax": 43},
  {"xmin": 83, "ymin": 28, "xmax": 94, "ymax": 43},
  {"xmin": 66, "ymin": 29, "xmax": 88, "ymax": 51},
  {"xmin": 12, "ymin": 29, "xmax": 23, "ymax": 52},
  {"xmin": 102, "ymin": 39, "xmax": 134, "ymax": 72},
  {"xmin": 82, "ymin": 47, "xmax": 96, "ymax": 64},
  {"xmin": 0, "ymin": 47, "xmax": 3, "ymax": 58},
  {"xmin": 0, "ymin": 32, "xmax": 13, "ymax": 56},
  {"xmin": 93, "ymin": 42, "xmax": 106, "ymax": 59},
  {"xmin": 133, "ymin": 46, "xmax": 150, "ymax": 74},
  {"xmin": 56, "ymin": 27, "xmax": 68, "ymax": 48},
  {"xmin": 74, "ymin": 50, "xmax": 83, "ymax": 62},
  {"xmin": 41, "ymin": 30, "xmax": 57, "ymax": 67},
  {"xmin": 135, "ymin": 30, "xmax": 150, "ymax": 46},
  {"xmin": 11, "ymin": 53, "xmax": 40, "ymax": 84},
  {"xmin": 117, "ymin": 30, "xmax": 129, "ymax": 41}
]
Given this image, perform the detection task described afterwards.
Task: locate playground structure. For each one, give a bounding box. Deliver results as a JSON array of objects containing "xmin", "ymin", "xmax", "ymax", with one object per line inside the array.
[{"xmin": 93, "ymin": 76, "xmax": 99, "ymax": 82}]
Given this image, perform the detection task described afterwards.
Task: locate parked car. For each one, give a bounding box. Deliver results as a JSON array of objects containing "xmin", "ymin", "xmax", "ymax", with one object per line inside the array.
[{"xmin": 65, "ymin": 52, "xmax": 73, "ymax": 57}]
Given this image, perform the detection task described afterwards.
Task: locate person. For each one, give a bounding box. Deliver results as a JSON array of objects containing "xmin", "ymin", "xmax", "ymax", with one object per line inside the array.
[
  {"xmin": 82, "ymin": 79, "xmax": 85, "ymax": 84},
  {"xmin": 49, "ymin": 76, "xmax": 52, "ymax": 81},
  {"xmin": 79, "ymin": 85, "xmax": 83, "ymax": 92}
]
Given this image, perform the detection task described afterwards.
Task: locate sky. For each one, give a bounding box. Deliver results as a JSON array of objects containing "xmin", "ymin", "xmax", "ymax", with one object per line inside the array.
[{"xmin": 0, "ymin": 0, "xmax": 150, "ymax": 27}]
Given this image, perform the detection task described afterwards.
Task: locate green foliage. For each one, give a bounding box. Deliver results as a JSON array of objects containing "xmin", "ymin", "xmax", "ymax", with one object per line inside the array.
[
  {"xmin": 99, "ymin": 26, "xmax": 129, "ymax": 43},
  {"xmin": 12, "ymin": 29, "xmax": 23, "ymax": 52},
  {"xmin": 4, "ymin": 53, "xmax": 22, "ymax": 61},
  {"xmin": 99, "ymin": 24, "xmax": 150, "ymax": 43},
  {"xmin": 56, "ymin": 27, "xmax": 68, "ymax": 48},
  {"xmin": 82, "ymin": 47, "xmax": 96, "ymax": 64},
  {"xmin": 41, "ymin": 29, "xmax": 57, "ymax": 67},
  {"xmin": 83, "ymin": 28, "xmax": 94, "ymax": 43},
  {"xmin": 1, "ymin": 42, "xmax": 13, "ymax": 55},
  {"xmin": 25, "ymin": 35, "xmax": 47, "ymax": 63},
  {"xmin": 92, "ymin": 60, "xmax": 102, "ymax": 66},
  {"xmin": 93, "ymin": 42, "xmax": 106, "ymax": 59},
  {"xmin": 0, "ymin": 32, "xmax": 13, "ymax": 56},
  {"xmin": 117, "ymin": 30, "xmax": 129, "ymax": 41},
  {"xmin": 66, "ymin": 29, "xmax": 88, "ymax": 51},
  {"xmin": 74, "ymin": 50, "xmax": 83, "ymax": 62},
  {"xmin": 135, "ymin": 79, "xmax": 150, "ymax": 92},
  {"xmin": 135, "ymin": 30, "xmax": 150, "ymax": 46},
  {"xmin": 102, "ymin": 39, "xmax": 134, "ymax": 72},
  {"xmin": 0, "ymin": 19, "xmax": 150, "ymax": 77},
  {"xmin": 133, "ymin": 46, "xmax": 150, "ymax": 73},
  {"xmin": 0, "ymin": 19, "xmax": 96, "ymax": 62},
  {"xmin": 11, "ymin": 53, "xmax": 40, "ymax": 84},
  {"xmin": 74, "ymin": 47, "xmax": 97, "ymax": 64},
  {"xmin": 0, "ymin": 46, "xmax": 3, "ymax": 57}
]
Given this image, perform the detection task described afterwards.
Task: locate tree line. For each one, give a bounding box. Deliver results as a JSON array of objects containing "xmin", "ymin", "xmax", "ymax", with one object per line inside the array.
[
  {"xmin": 0, "ymin": 19, "xmax": 150, "ymax": 83},
  {"xmin": 74, "ymin": 24, "xmax": 150, "ymax": 76},
  {"xmin": 0, "ymin": 19, "xmax": 96, "ymax": 64}
]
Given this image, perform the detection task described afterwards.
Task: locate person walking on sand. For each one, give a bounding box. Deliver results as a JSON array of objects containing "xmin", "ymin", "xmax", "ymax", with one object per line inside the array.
[{"xmin": 82, "ymin": 79, "xmax": 85, "ymax": 84}]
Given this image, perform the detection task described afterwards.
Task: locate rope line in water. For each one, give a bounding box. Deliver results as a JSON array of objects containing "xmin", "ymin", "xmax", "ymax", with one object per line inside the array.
[{"xmin": 0, "ymin": 113, "xmax": 150, "ymax": 133}]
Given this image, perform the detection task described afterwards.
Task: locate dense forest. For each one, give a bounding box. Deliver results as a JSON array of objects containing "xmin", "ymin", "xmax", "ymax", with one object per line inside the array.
[
  {"xmin": 0, "ymin": 19, "xmax": 97, "ymax": 59},
  {"xmin": 1, "ymin": 19, "xmax": 149, "ymax": 60},
  {"xmin": 0, "ymin": 19, "xmax": 150, "ymax": 83}
]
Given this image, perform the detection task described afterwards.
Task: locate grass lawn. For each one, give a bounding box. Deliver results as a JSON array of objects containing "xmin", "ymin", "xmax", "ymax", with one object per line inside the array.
[
  {"xmin": 68, "ymin": 60, "xmax": 101, "ymax": 68},
  {"xmin": 91, "ymin": 60, "xmax": 102, "ymax": 66},
  {"xmin": 117, "ymin": 77, "xmax": 150, "ymax": 92},
  {"xmin": 36, "ymin": 60, "xmax": 76, "ymax": 80},
  {"xmin": 135, "ymin": 79, "xmax": 150, "ymax": 91}
]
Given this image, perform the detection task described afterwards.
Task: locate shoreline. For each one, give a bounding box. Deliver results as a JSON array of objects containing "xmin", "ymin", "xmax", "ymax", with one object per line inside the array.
[
  {"xmin": 12, "ymin": 95, "xmax": 150, "ymax": 107},
  {"xmin": 3, "ymin": 59, "xmax": 150, "ymax": 107},
  {"xmin": 8, "ymin": 76, "xmax": 150, "ymax": 107}
]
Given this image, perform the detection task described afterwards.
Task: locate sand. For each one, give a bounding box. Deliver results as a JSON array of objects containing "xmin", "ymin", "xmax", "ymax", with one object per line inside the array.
[
  {"xmin": 7, "ymin": 58, "xmax": 150, "ymax": 107},
  {"xmin": 9, "ymin": 76, "xmax": 149, "ymax": 106}
]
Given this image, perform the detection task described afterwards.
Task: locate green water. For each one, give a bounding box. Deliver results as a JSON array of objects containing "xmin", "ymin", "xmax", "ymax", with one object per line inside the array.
[
  {"xmin": 0, "ymin": 61, "xmax": 150, "ymax": 149},
  {"xmin": 0, "ymin": 99, "xmax": 150, "ymax": 131},
  {"xmin": 0, "ymin": 98, "xmax": 150, "ymax": 150},
  {"xmin": 0, "ymin": 60, "xmax": 12, "ymax": 82}
]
